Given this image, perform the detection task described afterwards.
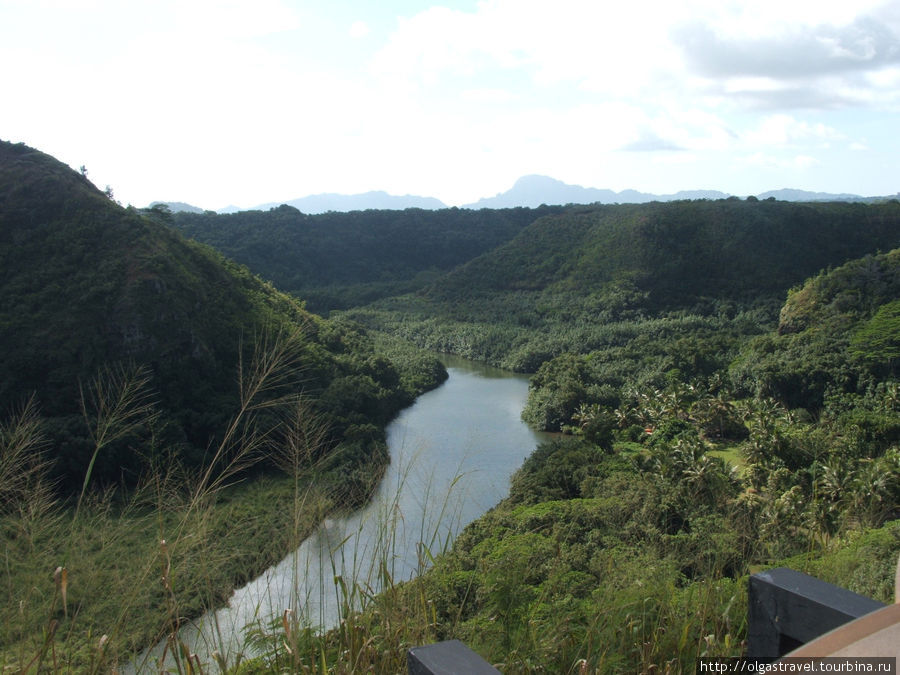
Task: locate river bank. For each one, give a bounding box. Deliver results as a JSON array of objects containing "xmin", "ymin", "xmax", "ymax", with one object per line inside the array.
[
  {"xmin": 1, "ymin": 458, "xmax": 368, "ymax": 672},
  {"xmin": 1, "ymin": 334, "xmax": 453, "ymax": 672},
  {"xmin": 129, "ymin": 356, "xmax": 548, "ymax": 671},
  {"xmin": 1, "ymin": 354, "xmax": 547, "ymax": 672}
]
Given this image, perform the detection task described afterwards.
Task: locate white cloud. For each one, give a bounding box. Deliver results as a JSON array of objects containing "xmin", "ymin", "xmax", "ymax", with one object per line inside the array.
[
  {"xmin": 371, "ymin": 0, "xmax": 685, "ymax": 98},
  {"xmin": 460, "ymin": 88, "xmax": 517, "ymax": 104},
  {"xmin": 740, "ymin": 152, "xmax": 820, "ymax": 170},
  {"xmin": 171, "ymin": 0, "xmax": 300, "ymax": 39},
  {"xmin": 349, "ymin": 20, "xmax": 370, "ymax": 39},
  {"xmin": 744, "ymin": 115, "xmax": 842, "ymax": 147},
  {"xmin": 371, "ymin": 0, "xmax": 899, "ymax": 105},
  {"xmin": 3, "ymin": 0, "xmax": 898, "ymax": 207}
]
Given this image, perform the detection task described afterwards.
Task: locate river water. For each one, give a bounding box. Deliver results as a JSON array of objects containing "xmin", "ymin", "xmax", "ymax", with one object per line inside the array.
[{"xmin": 131, "ymin": 356, "xmax": 548, "ymax": 671}]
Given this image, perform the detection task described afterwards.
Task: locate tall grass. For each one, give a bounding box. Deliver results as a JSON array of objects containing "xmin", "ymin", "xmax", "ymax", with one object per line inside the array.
[
  {"xmin": 230, "ymin": 448, "xmax": 468, "ymax": 674},
  {"xmin": 0, "ymin": 326, "xmax": 350, "ymax": 673},
  {"xmin": 3, "ymin": 328, "xmax": 893, "ymax": 673},
  {"xmin": 0, "ymin": 321, "xmax": 474, "ymax": 674},
  {"xmin": 223, "ymin": 504, "xmax": 749, "ymax": 674}
]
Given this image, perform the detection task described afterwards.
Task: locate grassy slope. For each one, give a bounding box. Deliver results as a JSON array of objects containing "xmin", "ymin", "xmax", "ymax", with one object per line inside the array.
[
  {"xmin": 2, "ymin": 472, "xmax": 316, "ymax": 669},
  {"xmin": 0, "ymin": 142, "xmax": 449, "ymax": 670}
]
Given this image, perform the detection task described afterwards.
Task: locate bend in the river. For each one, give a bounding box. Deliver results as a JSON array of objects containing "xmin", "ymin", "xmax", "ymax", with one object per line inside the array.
[{"xmin": 130, "ymin": 356, "xmax": 549, "ymax": 672}]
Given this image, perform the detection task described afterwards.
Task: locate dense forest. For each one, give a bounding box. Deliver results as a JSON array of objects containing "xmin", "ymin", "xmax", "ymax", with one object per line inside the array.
[
  {"xmin": 0, "ymin": 142, "xmax": 446, "ymax": 669},
  {"xmin": 174, "ymin": 196, "xmax": 900, "ymax": 672},
  {"xmin": 0, "ymin": 141, "xmax": 446, "ymax": 495},
  {"xmin": 343, "ymin": 199, "xmax": 900, "ymax": 369},
  {"xmin": 167, "ymin": 203, "xmax": 563, "ymax": 313},
  {"xmin": 1, "ymin": 140, "xmax": 897, "ymax": 673},
  {"xmin": 360, "ymin": 248, "xmax": 900, "ymax": 671}
]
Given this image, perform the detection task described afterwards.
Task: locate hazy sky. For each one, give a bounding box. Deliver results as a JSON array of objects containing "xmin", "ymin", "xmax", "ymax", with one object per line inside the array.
[{"xmin": 2, "ymin": 0, "xmax": 899, "ymax": 209}]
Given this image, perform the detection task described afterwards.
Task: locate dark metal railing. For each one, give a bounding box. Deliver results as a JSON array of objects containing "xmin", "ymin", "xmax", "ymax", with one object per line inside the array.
[
  {"xmin": 745, "ymin": 567, "xmax": 885, "ymax": 658},
  {"xmin": 407, "ymin": 639, "xmax": 500, "ymax": 674}
]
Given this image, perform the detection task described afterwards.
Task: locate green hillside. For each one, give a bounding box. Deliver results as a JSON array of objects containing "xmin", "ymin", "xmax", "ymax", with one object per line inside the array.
[
  {"xmin": 345, "ymin": 198, "xmax": 900, "ymax": 375},
  {"xmin": 732, "ymin": 248, "xmax": 900, "ymax": 410},
  {"xmin": 7, "ymin": 139, "xmax": 895, "ymax": 671},
  {"xmin": 167, "ymin": 203, "xmax": 563, "ymax": 312},
  {"xmin": 0, "ymin": 142, "xmax": 452, "ymax": 669},
  {"xmin": 0, "ymin": 141, "xmax": 443, "ymax": 491},
  {"xmin": 236, "ymin": 244, "xmax": 900, "ymax": 673},
  {"xmin": 426, "ymin": 199, "xmax": 900, "ymax": 307}
]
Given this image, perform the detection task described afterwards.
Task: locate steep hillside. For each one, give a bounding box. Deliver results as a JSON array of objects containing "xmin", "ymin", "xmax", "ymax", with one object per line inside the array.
[
  {"xmin": 255, "ymin": 245, "xmax": 900, "ymax": 672},
  {"xmin": 0, "ymin": 141, "xmax": 442, "ymax": 490},
  {"xmin": 427, "ymin": 199, "xmax": 900, "ymax": 310},
  {"xmin": 168, "ymin": 204, "xmax": 563, "ymax": 312},
  {"xmin": 344, "ymin": 198, "xmax": 900, "ymax": 378},
  {"xmin": 731, "ymin": 248, "xmax": 900, "ymax": 410}
]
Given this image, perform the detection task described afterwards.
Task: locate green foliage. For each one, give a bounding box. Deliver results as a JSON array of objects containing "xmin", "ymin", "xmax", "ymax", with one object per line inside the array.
[
  {"xmin": 7, "ymin": 139, "xmax": 900, "ymax": 672},
  {"xmin": 423, "ymin": 199, "xmax": 900, "ymax": 313},
  {"xmin": 508, "ymin": 439, "xmax": 611, "ymax": 504},
  {"xmin": 343, "ymin": 199, "xmax": 900, "ymax": 436},
  {"xmin": 0, "ymin": 340, "xmax": 371, "ymax": 672},
  {"xmin": 319, "ymin": 223, "xmax": 900, "ymax": 670},
  {"xmin": 0, "ymin": 141, "xmax": 447, "ymax": 494},
  {"xmin": 733, "ymin": 249, "xmax": 900, "ymax": 409},
  {"xmin": 166, "ymin": 203, "xmax": 563, "ymax": 313},
  {"xmin": 388, "ymin": 445, "xmax": 753, "ymax": 672},
  {"xmin": 779, "ymin": 520, "xmax": 900, "ymax": 604},
  {"xmin": 850, "ymin": 299, "xmax": 900, "ymax": 369}
]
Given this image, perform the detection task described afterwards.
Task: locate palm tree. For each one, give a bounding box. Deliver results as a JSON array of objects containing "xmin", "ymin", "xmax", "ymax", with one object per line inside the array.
[
  {"xmin": 571, "ymin": 402, "xmax": 601, "ymax": 432},
  {"xmin": 693, "ymin": 392, "xmax": 736, "ymax": 439}
]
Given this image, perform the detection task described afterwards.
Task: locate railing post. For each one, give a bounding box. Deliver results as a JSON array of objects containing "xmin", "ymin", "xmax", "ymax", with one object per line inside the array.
[
  {"xmin": 407, "ymin": 639, "xmax": 501, "ymax": 674},
  {"xmin": 747, "ymin": 567, "xmax": 885, "ymax": 658}
]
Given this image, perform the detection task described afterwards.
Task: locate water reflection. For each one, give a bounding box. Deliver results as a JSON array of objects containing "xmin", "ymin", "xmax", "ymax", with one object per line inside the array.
[{"xmin": 129, "ymin": 357, "xmax": 546, "ymax": 672}]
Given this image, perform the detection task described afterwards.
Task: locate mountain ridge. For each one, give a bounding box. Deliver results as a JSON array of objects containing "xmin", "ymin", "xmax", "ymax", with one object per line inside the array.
[
  {"xmin": 169, "ymin": 204, "xmax": 563, "ymax": 313},
  {"xmin": 425, "ymin": 200, "xmax": 900, "ymax": 311},
  {"xmin": 462, "ymin": 175, "xmax": 731, "ymax": 208},
  {"xmin": 152, "ymin": 176, "xmax": 896, "ymax": 215},
  {"xmin": 0, "ymin": 140, "xmax": 436, "ymax": 490}
]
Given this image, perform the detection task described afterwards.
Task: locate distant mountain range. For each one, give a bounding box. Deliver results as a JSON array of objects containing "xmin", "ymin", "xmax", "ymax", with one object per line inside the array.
[
  {"xmin": 755, "ymin": 188, "xmax": 879, "ymax": 202},
  {"xmin": 257, "ymin": 190, "xmax": 445, "ymax": 214},
  {"xmin": 463, "ymin": 175, "xmax": 730, "ymax": 209},
  {"xmin": 153, "ymin": 175, "xmax": 897, "ymax": 214},
  {"xmin": 150, "ymin": 200, "xmax": 206, "ymax": 214}
]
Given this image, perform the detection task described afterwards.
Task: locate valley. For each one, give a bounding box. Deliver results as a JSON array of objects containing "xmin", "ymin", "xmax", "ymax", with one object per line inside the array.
[{"xmin": 1, "ymin": 140, "xmax": 898, "ymax": 673}]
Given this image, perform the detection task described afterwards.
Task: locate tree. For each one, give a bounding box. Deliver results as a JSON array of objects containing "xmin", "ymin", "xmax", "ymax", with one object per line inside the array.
[{"xmin": 850, "ymin": 300, "xmax": 900, "ymax": 373}]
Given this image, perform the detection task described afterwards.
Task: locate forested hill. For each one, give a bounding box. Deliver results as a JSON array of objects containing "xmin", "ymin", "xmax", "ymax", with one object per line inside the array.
[
  {"xmin": 364, "ymin": 246, "xmax": 900, "ymax": 672},
  {"xmin": 341, "ymin": 198, "xmax": 900, "ymax": 374},
  {"xmin": 262, "ymin": 204, "xmax": 900, "ymax": 671},
  {"xmin": 731, "ymin": 247, "xmax": 900, "ymax": 410},
  {"xmin": 424, "ymin": 199, "xmax": 900, "ymax": 311},
  {"xmin": 168, "ymin": 204, "xmax": 563, "ymax": 312},
  {"xmin": 0, "ymin": 141, "xmax": 443, "ymax": 491}
]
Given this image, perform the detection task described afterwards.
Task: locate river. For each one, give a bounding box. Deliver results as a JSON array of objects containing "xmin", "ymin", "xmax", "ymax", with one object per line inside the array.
[{"xmin": 131, "ymin": 356, "xmax": 548, "ymax": 671}]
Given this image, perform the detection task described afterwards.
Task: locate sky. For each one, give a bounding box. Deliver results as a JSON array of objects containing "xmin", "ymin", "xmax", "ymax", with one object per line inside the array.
[{"xmin": 2, "ymin": 0, "xmax": 899, "ymax": 210}]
